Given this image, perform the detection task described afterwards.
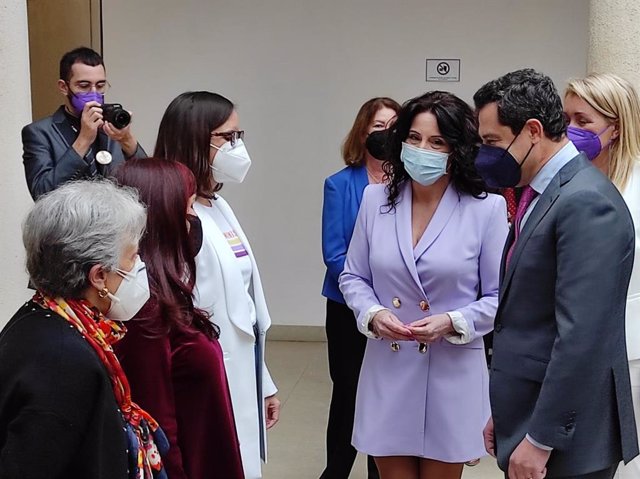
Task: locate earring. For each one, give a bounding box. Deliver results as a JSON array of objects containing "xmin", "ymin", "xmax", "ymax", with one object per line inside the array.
[{"xmin": 97, "ymin": 287, "xmax": 110, "ymax": 299}]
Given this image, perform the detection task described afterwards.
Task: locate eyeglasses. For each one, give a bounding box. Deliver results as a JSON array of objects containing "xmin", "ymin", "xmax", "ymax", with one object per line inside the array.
[
  {"xmin": 68, "ymin": 80, "xmax": 111, "ymax": 94},
  {"xmin": 211, "ymin": 130, "xmax": 245, "ymax": 147}
]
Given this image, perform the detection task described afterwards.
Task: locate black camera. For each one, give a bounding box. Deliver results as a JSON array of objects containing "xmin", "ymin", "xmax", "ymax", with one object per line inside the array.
[{"xmin": 102, "ymin": 103, "xmax": 131, "ymax": 129}]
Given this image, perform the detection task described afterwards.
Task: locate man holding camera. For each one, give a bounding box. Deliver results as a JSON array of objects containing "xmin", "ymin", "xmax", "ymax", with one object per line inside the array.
[{"xmin": 22, "ymin": 47, "xmax": 146, "ymax": 200}]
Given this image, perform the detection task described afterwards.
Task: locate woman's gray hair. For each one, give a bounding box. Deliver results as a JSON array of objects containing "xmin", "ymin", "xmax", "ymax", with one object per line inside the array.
[{"xmin": 23, "ymin": 179, "xmax": 147, "ymax": 298}]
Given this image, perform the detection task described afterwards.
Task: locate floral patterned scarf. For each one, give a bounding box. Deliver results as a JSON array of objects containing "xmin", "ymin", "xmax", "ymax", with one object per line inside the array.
[{"xmin": 34, "ymin": 292, "xmax": 168, "ymax": 479}]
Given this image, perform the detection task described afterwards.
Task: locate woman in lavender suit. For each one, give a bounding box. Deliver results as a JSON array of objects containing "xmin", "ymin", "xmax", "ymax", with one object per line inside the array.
[{"xmin": 339, "ymin": 91, "xmax": 508, "ymax": 479}]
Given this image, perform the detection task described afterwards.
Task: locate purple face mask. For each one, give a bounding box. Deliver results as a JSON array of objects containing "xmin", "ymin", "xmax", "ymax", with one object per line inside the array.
[
  {"xmin": 69, "ymin": 90, "xmax": 104, "ymax": 116},
  {"xmin": 566, "ymin": 125, "xmax": 611, "ymax": 161}
]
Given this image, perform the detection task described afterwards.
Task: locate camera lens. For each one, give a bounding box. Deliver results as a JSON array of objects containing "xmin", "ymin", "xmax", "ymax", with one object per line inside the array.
[
  {"xmin": 102, "ymin": 103, "xmax": 131, "ymax": 129},
  {"xmin": 112, "ymin": 110, "xmax": 131, "ymax": 129}
]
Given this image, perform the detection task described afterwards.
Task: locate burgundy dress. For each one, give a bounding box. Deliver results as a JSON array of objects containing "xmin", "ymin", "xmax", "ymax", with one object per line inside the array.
[{"xmin": 115, "ymin": 303, "xmax": 244, "ymax": 479}]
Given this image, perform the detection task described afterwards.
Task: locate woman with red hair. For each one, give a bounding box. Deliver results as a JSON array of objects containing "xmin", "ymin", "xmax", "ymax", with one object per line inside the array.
[{"xmin": 114, "ymin": 158, "xmax": 244, "ymax": 479}]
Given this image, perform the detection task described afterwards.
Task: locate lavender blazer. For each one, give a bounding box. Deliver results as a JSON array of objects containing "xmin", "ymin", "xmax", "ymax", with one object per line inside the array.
[{"xmin": 339, "ymin": 181, "xmax": 508, "ymax": 461}]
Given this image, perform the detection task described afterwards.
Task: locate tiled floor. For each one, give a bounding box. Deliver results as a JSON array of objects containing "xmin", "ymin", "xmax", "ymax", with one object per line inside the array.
[{"xmin": 262, "ymin": 341, "xmax": 503, "ymax": 479}]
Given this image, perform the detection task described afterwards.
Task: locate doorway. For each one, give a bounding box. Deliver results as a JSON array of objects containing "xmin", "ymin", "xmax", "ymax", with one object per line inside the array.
[{"xmin": 26, "ymin": 0, "xmax": 102, "ymax": 121}]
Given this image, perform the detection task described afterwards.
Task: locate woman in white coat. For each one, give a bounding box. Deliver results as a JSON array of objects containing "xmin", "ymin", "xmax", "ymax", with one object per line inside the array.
[
  {"xmin": 155, "ymin": 91, "xmax": 280, "ymax": 479},
  {"xmin": 564, "ymin": 73, "xmax": 640, "ymax": 479}
]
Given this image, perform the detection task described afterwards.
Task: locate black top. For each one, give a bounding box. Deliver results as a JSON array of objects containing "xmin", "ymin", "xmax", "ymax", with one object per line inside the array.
[
  {"xmin": 0, "ymin": 300, "xmax": 129, "ymax": 479},
  {"xmin": 62, "ymin": 108, "xmax": 82, "ymax": 131}
]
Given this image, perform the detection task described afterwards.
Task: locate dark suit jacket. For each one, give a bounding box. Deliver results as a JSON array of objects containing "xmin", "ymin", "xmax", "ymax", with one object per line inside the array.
[
  {"xmin": 491, "ymin": 154, "xmax": 639, "ymax": 477},
  {"xmin": 22, "ymin": 106, "xmax": 146, "ymax": 200},
  {"xmin": 321, "ymin": 165, "xmax": 368, "ymax": 303}
]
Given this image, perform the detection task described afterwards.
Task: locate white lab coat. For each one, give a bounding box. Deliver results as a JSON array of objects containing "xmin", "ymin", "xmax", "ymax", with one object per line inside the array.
[{"xmin": 193, "ymin": 196, "xmax": 277, "ymax": 479}]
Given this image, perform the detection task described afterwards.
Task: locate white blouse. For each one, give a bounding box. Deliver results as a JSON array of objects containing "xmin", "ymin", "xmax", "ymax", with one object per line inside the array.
[{"xmin": 197, "ymin": 200, "xmax": 257, "ymax": 326}]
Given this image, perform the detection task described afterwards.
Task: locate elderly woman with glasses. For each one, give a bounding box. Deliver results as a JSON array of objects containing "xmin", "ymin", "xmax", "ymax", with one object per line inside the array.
[
  {"xmin": 0, "ymin": 180, "xmax": 168, "ymax": 479},
  {"xmin": 154, "ymin": 91, "xmax": 279, "ymax": 479}
]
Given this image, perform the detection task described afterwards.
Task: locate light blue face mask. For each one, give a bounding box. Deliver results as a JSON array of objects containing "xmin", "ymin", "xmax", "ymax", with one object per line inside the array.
[{"xmin": 400, "ymin": 142, "xmax": 449, "ymax": 186}]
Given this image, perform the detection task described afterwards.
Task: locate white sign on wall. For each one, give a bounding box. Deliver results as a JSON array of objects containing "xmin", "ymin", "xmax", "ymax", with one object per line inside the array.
[{"xmin": 426, "ymin": 59, "xmax": 461, "ymax": 82}]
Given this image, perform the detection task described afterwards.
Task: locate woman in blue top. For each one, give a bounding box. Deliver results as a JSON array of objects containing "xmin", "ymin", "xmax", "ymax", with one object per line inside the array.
[{"xmin": 320, "ymin": 97, "xmax": 400, "ymax": 479}]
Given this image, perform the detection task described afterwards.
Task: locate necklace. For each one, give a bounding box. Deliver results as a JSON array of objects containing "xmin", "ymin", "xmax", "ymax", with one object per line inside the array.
[{"xmin": 366, "ymin": 166, "xmax": 385, "ymax": 184}]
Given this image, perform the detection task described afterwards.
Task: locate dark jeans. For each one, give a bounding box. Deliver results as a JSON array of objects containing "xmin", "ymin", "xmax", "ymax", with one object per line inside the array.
[{"xmin": 320, "ymin": 299, "xmax": 379, "ymax": 479}]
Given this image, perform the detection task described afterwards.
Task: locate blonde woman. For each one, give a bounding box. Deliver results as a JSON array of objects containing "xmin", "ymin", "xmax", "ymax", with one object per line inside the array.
[{"xmin": 565, "ymin": 73, "xmax": 640, "ymax": 479}]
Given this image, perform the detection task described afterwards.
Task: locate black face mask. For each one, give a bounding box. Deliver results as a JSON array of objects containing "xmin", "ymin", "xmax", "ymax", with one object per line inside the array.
[
  {"xmin": 365, "ymin": 129, "xmax": 390, "ymax": 161},
  {"xmin": 474, "ymin": 132, "xmax": 534, "ymax": 188},
  {"xmin": 187, "ymin": 214, "xmax": 203, "ymax": 256}
]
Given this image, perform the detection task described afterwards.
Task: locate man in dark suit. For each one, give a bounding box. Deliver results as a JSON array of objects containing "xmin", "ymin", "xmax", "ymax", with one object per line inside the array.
[
  {"xmin": 474, "ymin": 69, "xmax": 639, "ymax": 479},
  {"xmin": 22, "ymin": 47, "xmax": 146, "ymax": 200}
]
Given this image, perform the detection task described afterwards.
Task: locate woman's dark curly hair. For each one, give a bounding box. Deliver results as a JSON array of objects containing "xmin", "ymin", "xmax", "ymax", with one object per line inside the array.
[{"xmin": 383, "ymin": 91, "xmax": 488, "ymax": 210}]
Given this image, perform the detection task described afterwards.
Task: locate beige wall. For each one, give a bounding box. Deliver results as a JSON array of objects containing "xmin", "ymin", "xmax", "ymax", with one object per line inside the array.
[
  {"xmin": 0, "ymin": 0, "xmax": 101, "ymax": 327},
  {"xmin": 0, "ymin": 1, "xmax": 33, "ymax": 326},
  {"xmin": 589, "ymin": 0, "xmax": 640, "ymax": 88},
  {"xmin": 26, "ymin": 0, "xmax": 101, "ymax": 120},
  {"xmin": 100, "ymin": 0, "xmax": 589, "ymax": 327}
]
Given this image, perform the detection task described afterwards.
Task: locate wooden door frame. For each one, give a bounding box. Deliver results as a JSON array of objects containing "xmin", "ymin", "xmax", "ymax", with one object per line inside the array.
[{"xmin": 90, "ymin": 0, "xmax": 102, "ymax": 53}]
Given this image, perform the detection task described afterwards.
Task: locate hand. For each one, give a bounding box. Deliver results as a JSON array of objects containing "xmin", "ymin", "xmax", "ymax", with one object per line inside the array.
[
  {"xmin": 483, "ymin": 416, "xmax": 496, "ymax": 457},
  {"xmin": 103, "ymin": 114, "xmax": 138, "ymax": 157},
  {"xmin": 407, "ymin": 313, "xmax": 454, "ymax": 343},
  {"xmin": 72, "ymin": 101, "xmax": 103, "ymax": 156},
  {"xmin": 370, "ymin": 310, "xmax": 413, "ymax": 341},
  {"xmin": 264, "ymin": 394, "xmax": 280, "ymax": 429},
  {"xmin": 508, "ymin": 437, "xmax": 550, "ymax": 479}
]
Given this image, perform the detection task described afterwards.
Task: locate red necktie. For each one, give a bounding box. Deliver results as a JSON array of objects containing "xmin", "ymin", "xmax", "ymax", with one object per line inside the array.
[
  {"xmin": 501, "ymin": 188, "xmax": 518, "ymax": 224},
  {"xmin": 506, "ymin": 186, "xmax": 538, "ymax": 268}
]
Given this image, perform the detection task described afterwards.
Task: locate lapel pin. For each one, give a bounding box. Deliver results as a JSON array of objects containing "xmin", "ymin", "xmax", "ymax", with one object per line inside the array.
[{"xmin": 96, "ymin": 150, "xmax": 113, "ymax": 165}]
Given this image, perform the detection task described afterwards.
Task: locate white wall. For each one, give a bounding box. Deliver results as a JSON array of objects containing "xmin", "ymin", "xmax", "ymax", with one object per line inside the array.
[
  {"xmin": 0, "ymin": 1, "xmax": 33, "ymax": 327},
  {"xmin": 103, "ymin": 0, "xmax": 588, "ymax": 327}
]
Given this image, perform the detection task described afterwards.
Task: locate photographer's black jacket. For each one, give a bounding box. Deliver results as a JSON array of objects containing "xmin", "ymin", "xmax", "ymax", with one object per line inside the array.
[{"xmin": 22, "ymin": 106, "xmax": 146, "ymax": 200}]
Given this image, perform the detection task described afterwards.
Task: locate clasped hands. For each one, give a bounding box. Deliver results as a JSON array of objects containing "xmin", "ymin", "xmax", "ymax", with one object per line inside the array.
[{"xmin": 370, "ymin": 310, "xmax": 454, "ymax": 343}]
